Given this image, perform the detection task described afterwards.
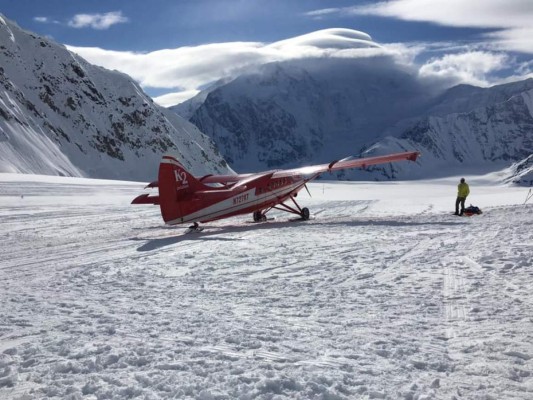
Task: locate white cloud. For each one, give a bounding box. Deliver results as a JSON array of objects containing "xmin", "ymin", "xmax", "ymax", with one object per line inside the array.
[
  {"xmin": 304, "ymin": 8, "xmax": 341, "ymax": 19},
  {"xmin": 484, "ymin": 27, "xmax": 533, "ymax": 54},
  {"xmin": 68, "ymin": 29, "xmax": 395, "ymax": 105},
  {"xmin": 306, "ymin": 0, "xmax": 533, "ymax": 53},
  {"xmin": 67, "ymin": 28, "xmax": 530, "ymax": 107},
  {"xmin": 153, "ymin": 90, "xmax": 200, "ymax": 108},
  {"xmin": 33, "ymin": 16, "xmax": 60, "ymax": 25},
  {"xmin": 67, "ymin": 11, "xmax": 128, "ymax": 30},
  {"xmin": 67, "ymin": 42, "xmax": 270, "ymax": 89},
  {"xmin": 346, "ymin": 0, "xmax": 533, "ymax": 28},
  {"xmin": 419, "ymin": 51, "xmax": 509, "ymax": 87}
]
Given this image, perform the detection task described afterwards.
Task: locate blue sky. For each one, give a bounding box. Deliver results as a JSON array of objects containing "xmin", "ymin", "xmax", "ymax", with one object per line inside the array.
[{"xmin": 1, "ymin": 0, "xmax": 532, "ymax": 106}]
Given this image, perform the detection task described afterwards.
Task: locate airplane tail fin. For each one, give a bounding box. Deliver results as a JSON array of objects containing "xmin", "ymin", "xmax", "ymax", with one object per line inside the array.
[{"xmin": 158, "ymin": 155, "xmax": 207, "ymax": 224}]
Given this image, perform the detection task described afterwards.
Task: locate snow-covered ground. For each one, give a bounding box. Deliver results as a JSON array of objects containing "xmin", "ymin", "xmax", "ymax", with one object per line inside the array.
[{"xmin": 1, "ymin": 173, "xmax": 532, "ymax": 399}]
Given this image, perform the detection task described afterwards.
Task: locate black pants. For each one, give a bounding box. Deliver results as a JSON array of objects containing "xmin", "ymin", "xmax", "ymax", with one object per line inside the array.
[{"xmin": 455, "ymin": 197, "xmax": 466, "ymax": 215}]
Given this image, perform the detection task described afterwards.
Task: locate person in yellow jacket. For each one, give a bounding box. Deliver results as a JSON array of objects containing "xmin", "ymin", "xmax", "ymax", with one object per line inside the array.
[{"xmin": 455, "ymin": 178, "xmax": 470, "ymax": 215}]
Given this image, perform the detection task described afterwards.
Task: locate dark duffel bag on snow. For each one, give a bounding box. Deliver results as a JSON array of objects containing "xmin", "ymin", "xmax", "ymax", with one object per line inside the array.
[{"xmin": 464, "ymin": 205, "xmax": 482, "ymax": 216}]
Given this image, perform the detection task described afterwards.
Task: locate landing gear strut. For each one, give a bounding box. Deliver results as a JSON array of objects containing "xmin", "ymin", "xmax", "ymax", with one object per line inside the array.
[
  {"xmin": 274, "ymin": 195, "xmax": 310, "ymax": 220},
  {"xmin": 253, "ymin": 195, "xmax": 311, "ymax": 222}
]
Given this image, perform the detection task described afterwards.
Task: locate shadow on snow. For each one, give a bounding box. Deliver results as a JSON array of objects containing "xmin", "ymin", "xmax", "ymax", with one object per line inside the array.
[{"xmin": 133, "ymin": 216, "xmax": 463, "ymax": 252}]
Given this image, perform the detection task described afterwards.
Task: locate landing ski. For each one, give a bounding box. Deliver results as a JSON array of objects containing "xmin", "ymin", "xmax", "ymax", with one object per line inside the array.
[
  {"xmin": 289, "ymin": 215, "xmax": 316, "ymax": 222},
  {"xmin": 248, "ymin": 216, "xmax": 277, "ymax": 224},
  {"xmin": 185, "ymin": 226, "xmax": 204, "ymax": 234}
]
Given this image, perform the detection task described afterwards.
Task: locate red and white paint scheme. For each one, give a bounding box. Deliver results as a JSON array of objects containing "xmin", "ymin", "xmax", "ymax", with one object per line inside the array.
[{"xmin": 132, "ymin": 151, "xmax": 420, "ymax": 227}]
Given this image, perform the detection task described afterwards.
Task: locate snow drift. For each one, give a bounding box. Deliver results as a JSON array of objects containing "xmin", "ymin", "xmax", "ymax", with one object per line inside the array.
[{"xmin": 1, "ymin": 173, "xmax": 532, "ymax": 399}]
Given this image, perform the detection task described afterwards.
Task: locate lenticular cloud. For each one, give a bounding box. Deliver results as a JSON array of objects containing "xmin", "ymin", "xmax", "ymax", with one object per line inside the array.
[
  {"xmin": 269, "ymin": 28, "xmax": 381, "ymax": 51},
  {"xmin": 68, "ymin": 28, "xmax": 390, "ymax": 105}
]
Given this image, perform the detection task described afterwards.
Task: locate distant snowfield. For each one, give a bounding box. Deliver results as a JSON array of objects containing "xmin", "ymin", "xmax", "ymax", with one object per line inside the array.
[{"xmin": 1, "ymin": 173, "xmax": 532, "ymax": 399}]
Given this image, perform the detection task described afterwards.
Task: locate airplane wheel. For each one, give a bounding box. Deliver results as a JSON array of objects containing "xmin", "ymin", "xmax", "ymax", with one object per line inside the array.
[
  {"xmin": 301, "ymin": 207, "xmax": 310, "ymax": 220},
  {"xmin": 253, "ymin": 211, "xmax": 263, "ymax": 222}
]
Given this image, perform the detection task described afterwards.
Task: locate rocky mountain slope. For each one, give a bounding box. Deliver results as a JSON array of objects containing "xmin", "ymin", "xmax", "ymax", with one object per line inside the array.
[
  {"xmin": 360, "ymin": 80, "xmax": 533, "ymax": 181},
  {"xmin": 503, "ymin": 155, "xmax": 533, "ymax": 186},
  {"xmin": 0, "ymin": 14, "xmax": 231, "ymax": 181}
]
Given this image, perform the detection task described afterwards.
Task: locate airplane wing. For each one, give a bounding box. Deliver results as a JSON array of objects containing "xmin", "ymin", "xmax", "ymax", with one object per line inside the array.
[
  {"xmin": 194, "ymin": 172, "xmax": 275, "ymax": 196},
  {"xmin": 199, "ymin": 174, "xmax": 252, "ymax": 185},
  {"xmin": 142, "ymin": 174, "xmax": 253, "ymax": 188},
  {"xmin": 230, "ymin": 172, "xmax": 274, "ymax": 189},
  {"xmin": 273, "ymin": 151, "xmax": 420, "ymax": 180},
  {"xmin": 135, "ymin": 151, "xmax": 418, "ymax": 197}
]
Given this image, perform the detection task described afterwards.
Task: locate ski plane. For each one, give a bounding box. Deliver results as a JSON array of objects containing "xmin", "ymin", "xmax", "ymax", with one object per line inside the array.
[{"xmin": 132, "ymin": 151, "xmax": 420, "ymax": 230}]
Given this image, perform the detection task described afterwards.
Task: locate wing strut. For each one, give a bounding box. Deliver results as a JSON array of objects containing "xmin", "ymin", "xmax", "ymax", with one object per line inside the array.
[{"xmin": 272, "ymin": 194, "xmax": 310, "ymax": 220}]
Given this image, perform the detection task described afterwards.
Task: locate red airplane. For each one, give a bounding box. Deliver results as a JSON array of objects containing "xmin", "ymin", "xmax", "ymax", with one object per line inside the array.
[{"xmin": 132, "ymin": 151, "xmax": 420, "ymax": 230}]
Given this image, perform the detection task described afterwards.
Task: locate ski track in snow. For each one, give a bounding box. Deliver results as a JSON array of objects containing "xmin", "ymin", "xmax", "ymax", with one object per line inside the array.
[{"xmin": 1, "ymin": 177, "xmax": 532, "ymax": 399}]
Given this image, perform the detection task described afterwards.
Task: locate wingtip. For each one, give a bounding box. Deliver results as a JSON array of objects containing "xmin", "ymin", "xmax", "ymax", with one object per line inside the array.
[{"xmin": 408, "ymin": 151, "xmax": 421, "ymax": 162}]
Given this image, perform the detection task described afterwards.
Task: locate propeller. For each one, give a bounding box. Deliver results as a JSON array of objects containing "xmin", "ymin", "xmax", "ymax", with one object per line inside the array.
[{"xmin": 304, "ymin": 183, "xmax": 312, "ymax": 197}]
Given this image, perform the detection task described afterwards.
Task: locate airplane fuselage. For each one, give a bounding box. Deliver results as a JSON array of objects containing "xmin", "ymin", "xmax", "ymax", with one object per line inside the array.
[{"xmin": 165, "ymin": 174, "xmax": 305, "ymax": 225}]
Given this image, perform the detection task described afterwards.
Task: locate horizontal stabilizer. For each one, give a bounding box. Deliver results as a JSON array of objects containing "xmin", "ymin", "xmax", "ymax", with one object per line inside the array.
[{"xmin": 131, "ymin": 193, "xmax": 160, "ymax": 205}]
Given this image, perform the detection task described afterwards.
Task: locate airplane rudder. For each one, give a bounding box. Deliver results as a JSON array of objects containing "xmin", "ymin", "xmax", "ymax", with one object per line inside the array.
[
  {"xmin": 160, "ymin": 155, "xmax": 203, "ymax": 192},
  {"xmin": 158, "ymin": 155, "xmax": 187, "ymax": 222}
]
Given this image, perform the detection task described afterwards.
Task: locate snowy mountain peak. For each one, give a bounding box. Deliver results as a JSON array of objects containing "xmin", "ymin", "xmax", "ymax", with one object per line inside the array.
[
  {"xmin": 175, "ymin": 50, "xmax": 532, "ymax": 183},
  {"xmin": 182, "ymin": 55, "xmax": 433, "ymax": 172},
  {"xmin": 353, "ymin": 82, "xmax": 533, "ymax": 183},
  {"xmin": 0, "ymin": 14, "xmax": 231, "ymax": 181}
]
